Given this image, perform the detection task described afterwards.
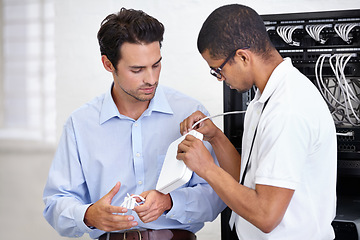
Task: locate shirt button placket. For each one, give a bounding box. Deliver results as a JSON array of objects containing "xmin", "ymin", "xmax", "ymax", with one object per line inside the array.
[{"xmin": 132, "ymin": 121, "xmax": 144, "ymax": 193}]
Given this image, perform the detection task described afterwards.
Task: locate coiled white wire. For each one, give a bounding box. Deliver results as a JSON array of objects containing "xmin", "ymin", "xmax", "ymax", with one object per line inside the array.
[{"xmin": 315, "ymin": 53, "xmax": 360, "ymax": 125}]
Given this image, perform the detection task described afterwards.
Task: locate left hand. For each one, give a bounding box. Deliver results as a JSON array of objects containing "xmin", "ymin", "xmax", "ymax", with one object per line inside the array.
[
  {"xmin": 133, "ymin": 190, "xmax": 172, "ymax": 223},
  {"xmin": 177, "ymin": 134, "xmax": 216, "ymax": 178}
]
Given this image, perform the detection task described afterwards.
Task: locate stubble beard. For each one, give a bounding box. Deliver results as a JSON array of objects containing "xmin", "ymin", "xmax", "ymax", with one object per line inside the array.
[{"xmin": 120, "ymin": 83, "xmax": 158, "ymax": 102}]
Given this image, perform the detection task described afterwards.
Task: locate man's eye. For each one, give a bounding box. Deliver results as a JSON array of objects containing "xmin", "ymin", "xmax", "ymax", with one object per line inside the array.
[
  {"xmin": 132, "ymin": 69, "xmax": 142, "ymax": 73},
  {"xmin": 153, "ymin": 64, "xmax": 160, "ymax": 69}
]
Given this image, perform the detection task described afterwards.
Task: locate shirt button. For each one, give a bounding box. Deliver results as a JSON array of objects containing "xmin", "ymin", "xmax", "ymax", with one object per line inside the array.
[
  {"xmin": 134, "ymin": 123, "xmax": 138, "ymax": 127},
  {"xmin": 138, "ymin": 181, "xmax": 143, "ymax": 185},
  {"xmin": 136, "ymin": 153, "xmax": 140, "ymax": 157}
]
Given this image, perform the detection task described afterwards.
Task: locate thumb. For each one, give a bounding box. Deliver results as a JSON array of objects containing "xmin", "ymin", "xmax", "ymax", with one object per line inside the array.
[
  {"xmin": 104, "ymin": 181, "xmax": 121, "ymax": 203},
  {"xmin": 140, "ymin": 190, "xmax": 150, "ymax": 199}
]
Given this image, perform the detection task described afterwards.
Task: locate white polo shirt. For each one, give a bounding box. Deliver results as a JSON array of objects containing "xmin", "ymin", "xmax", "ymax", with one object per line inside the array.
[{"xmin": 231, "ymin": 58, "xmax": 337, "ymax": 240}]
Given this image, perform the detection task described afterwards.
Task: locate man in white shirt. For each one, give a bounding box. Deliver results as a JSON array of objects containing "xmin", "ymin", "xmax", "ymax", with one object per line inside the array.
[{"xmin": 177, "ymin": 4, "xmax": 337, "ymax": 240}]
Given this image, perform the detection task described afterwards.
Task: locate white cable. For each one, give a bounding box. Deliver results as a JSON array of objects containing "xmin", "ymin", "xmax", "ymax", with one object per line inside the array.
[
  {"xmin": 315, "ymin": 52, "xmax": 360, "ymax": 126},
  {"xmin": 120, "ymin": 193, "xmax": 145, "ymax": 210},
  {"xmin": 305, "ymin": 24, "xmax": 331, "ymax": 43},
  {"xmin": 334, "ymin": 23, "xmax": 360, "ymax": 43},
  {"xmin": 336, "ymin": 131, "xmax": 354, "ymax": 136},
  {"xmin": 340, "ymin": 55, "xmax": 360, "ymax": 104},
  {"xmin": 337, "ymin": 54, "xmax": 359, "ymax": 124},
  {"xmin": 276, "ymin": 25, "xmax": 302, "ymax": 46},
  {"xmin": 191, "ymin": 111, "xmax": 246, "ymax": 129},
  {"xmin": 333, "ymin": 54, "xmax": 354, "ymax": 124},
  {"xmin": 340, "ymin": 55, "xmax": 360, "ymax": 123},
  {"xmin": 315, "ymin": 54, "xmax": 343, "ymax": 107}
]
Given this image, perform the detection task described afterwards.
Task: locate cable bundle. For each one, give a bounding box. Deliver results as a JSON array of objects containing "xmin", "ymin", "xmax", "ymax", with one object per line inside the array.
[
  {"xmin": 315, "ymin": 53, "xmax": 360, "ymax": 126},
  {"xmin": 305, "ymin": 24, "xmax": 332, "ymax": 44},
  {"xmin": 276, "ymin": 25, "xmax": 303, "ymax": 46},
  {"xmin": 120, "ymin": 193, "xmax": 145, "ymax": 209},
  {"xmin": 334, "ymin": 23, "xmax": 360, "ymax": 43}
]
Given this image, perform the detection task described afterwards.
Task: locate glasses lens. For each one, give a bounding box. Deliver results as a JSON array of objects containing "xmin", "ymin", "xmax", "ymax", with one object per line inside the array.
[{"xmin": 210, "ymin": 68, "xmax": 222, "ymax": 79}]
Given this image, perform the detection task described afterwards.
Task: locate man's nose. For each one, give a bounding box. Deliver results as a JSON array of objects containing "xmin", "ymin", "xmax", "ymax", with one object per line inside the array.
[{"xmin": 144, "ymin": 69, "xmax": 158, "ymax": 85}]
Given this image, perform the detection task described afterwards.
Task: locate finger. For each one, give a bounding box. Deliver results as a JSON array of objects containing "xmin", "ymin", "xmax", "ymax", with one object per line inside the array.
[
  {"xmin": 135, "ymin": 208, "xmax": 155, "ymax": 223},
  {"xmin": 134, "ymin": 196, "xmax": 144, "ymax": 203},
  {"xmin": 178, "ymin": 136, "xmax": 196, "ymax": 151},
  {"xmin": 177, "ymin": 141, "xmax": 189, "ymax": 154},
  {"xmin": 139, "ymin": 214, "xmax": 156, "ymax": 223},
  {"xmin": 139, "ymin": 191, "xmax": 150, "ymax": 199},
  {"xmin": 188, "ymin": 113, "xmax": 204, "ymax": 130},
  {"xmin": 176, "ymin": 151, "xmax": 185, "ymax": 161},
  {"xmin": 180, "ymin": 120, "xmax": 187, "ymax": 135},
  {"xmin": 102, "ymin": 215, "xmax": 138, "ymax": 232},
  {"xmin": 180, "ymin": 111, "xmax": 206, "ymax": 134},
  {"xmin": 134, "ymin": 200, "xmax": 150, "ymax": 213},
  {"xmin": 104, "ymin": 182, "xmax": 121, "ymax": 203},
  {"xmin": 107, "ymin": 205, "xmax": 128, "ymax": 214},
  {"xmin": 185, "ymin": 134, "xmax": 197, "ymax": 141}
]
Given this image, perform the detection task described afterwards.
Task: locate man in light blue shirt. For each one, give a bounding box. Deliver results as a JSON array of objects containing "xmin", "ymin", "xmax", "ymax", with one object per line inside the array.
[{"xmin": 43, "ymin": 7, "xmax": 225, "ymax": 240}]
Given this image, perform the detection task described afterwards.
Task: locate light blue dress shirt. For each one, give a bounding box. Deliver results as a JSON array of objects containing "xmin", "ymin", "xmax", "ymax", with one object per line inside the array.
[{"xmin": 43, "ymin": 84, "xmax": 225, "ymax": 239}]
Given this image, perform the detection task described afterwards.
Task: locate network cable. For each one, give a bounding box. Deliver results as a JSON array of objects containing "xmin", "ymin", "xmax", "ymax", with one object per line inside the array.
[
  {"xmin": 315, "ymin": 53, "xmax": 360, "ymax": 126},
  {"xmin": 334, "ymin": 23, "xmax": 360, "ymax": 43},
  {"xmin": 191, "ymin": 111, "xmax": 246, "ymax": 129},
  {"xmin": 305, "ymin": 24, "xmax": 332, "ymax": 44},
  {"xmin": 276, "ymin": 25, "xmax": 303, "ymax": 46}
]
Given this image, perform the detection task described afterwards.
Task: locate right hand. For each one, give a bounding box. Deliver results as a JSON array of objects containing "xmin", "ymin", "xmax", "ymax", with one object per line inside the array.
[
  {"xmin": 180, "ymin": 110, "xmax": 220, "ymax": 142},
  {"xmin": 83, "ymin": 182, "xmax": 138, "ymax": 232}
]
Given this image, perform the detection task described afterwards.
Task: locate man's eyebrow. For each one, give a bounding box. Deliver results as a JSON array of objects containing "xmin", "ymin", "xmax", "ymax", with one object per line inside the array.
[
  {"xmin": 129, "ymin": 57, "xmax": 162, "ymax": 69},
  {"xmin": 153, "ymin": 57, "xmax": 162, "ymax": 65}
]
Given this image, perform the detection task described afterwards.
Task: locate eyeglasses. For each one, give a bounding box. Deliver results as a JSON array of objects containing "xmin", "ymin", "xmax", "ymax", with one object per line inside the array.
[{"xmin": 210, "ymin": 47, "xmax": 250, "ymax": 79}]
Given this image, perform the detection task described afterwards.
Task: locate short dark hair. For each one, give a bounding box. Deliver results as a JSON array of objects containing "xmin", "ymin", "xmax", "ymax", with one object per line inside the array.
[
  {"xmin": 97, "ymin": 8, "xmax": 164, "ymax": 69},
  {"xmin": 197, "ymin": 4, "xmax": 274, "ymax": 60}
]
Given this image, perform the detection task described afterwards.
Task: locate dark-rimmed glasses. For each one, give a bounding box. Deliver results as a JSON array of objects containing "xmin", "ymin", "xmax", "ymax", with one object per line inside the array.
[{"xmin": 210, "ymin": 47, "xmax": 250, "ymax": 79}]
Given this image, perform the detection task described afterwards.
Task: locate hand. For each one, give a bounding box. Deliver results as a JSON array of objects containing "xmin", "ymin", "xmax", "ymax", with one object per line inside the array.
[
  {"xmin": 84, "ymin": 182, "xmax": 138, "ymax": 232},
  {"xmin": 177, "ymin": 134, "xmax": 216, "ymax": 178},
  {"xmin": 180, "ymin": 111, "xmax": 220, "ymax": 142},
  {"xmin": 133, "ymin": 190, "xmax": 172, "ymax": 223}
]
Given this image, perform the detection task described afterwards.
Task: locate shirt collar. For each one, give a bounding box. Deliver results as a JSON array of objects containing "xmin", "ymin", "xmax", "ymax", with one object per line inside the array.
[
  {"xmin": 143, "ymin": 85, "xmax": 174, "ymax": 117},
  {"xmin": 254, "ymin": 57, "xmax": 292, "ymax": 103},
  {"xmin": 99, "ymin": 84, "xmax": 173, "ymax": 124}
]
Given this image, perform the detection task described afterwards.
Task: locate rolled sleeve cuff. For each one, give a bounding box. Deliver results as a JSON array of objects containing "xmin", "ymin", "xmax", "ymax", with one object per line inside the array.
[
  {"xmin": 165, "ymin": 190, "xmax": 186, "ymax": 222},
  {"xmin": 74, "ymin": 203, "xmax": 95, "ymax": 234}
]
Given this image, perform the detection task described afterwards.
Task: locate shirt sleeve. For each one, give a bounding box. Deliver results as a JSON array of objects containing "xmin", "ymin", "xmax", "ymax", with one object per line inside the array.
[
  {"xmin": 43, "ymin": 117, "xmax": 94, "ymax": 237},
  {"xmin": 255, "ymin": 111, "xmax": 310, "ymax": 190},
  {"xmin": 165, "ymin": 141, "xmax": 226, "ymax": 224}
]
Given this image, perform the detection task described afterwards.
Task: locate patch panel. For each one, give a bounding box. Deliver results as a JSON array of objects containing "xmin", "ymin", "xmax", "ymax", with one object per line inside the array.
[{"xmin": 262, "ymin": 10, "xmax": 360, "ymax": 175}]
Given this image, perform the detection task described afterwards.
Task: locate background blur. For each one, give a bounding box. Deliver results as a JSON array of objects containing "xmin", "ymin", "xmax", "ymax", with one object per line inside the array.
[{"xmin": 0, "ymin": 0, "xmax": 359, "ymax": 239}]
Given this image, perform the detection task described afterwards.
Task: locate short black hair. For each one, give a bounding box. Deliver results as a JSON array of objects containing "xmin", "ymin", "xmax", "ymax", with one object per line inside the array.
[
  {"xmin": 197, "ymin": 4, "xmax": 274, "ymax": 60},
  {"xmin": 97, "ymin": 8, "xmax": 164, "ymax": 69}
]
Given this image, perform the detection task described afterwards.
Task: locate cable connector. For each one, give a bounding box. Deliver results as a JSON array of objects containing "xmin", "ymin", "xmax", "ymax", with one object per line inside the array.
[{"xmin": 336, "ymin": 131, "xmax": 354, "ymax": 137}]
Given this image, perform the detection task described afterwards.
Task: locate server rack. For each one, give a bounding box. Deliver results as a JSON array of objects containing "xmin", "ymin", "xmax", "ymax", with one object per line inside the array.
[{"xmin": 222, "ymin": 9, "xmax": 360, "ymax": 240}]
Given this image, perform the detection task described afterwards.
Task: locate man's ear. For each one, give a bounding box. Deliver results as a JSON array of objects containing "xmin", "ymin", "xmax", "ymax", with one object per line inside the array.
[
  {"xmin": 101, "ymin": 55, "xmax": 115, "ymax": 72},
  {"xmin": 235, "ymin": 49, "xmax": 250, "ymax": 65}
]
